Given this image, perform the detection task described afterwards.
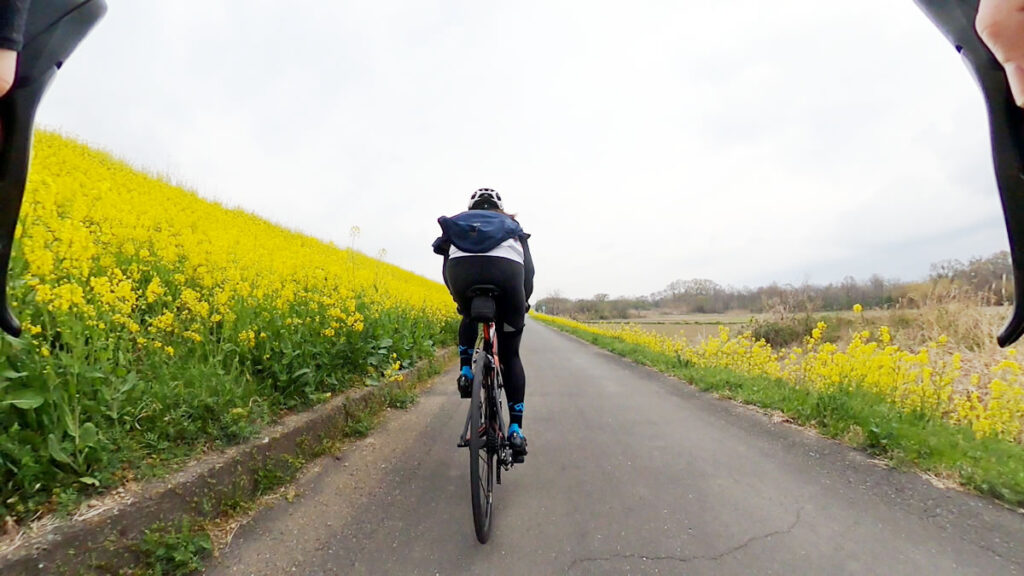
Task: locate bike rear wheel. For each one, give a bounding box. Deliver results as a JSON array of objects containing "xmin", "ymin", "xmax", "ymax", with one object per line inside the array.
[{"xmin": 469, "ymin": 351, "xmax": 494, "ymax": 543}]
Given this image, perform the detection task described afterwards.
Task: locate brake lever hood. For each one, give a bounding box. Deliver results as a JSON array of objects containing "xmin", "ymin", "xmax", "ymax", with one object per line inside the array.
[{"xmin": 915, "ymin": 0, "xmax": 1024, "ymax": 346}]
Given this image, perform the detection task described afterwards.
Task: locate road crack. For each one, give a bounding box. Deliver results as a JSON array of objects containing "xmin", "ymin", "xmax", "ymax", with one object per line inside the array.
[{"xmin": 566, "ymin": 506, "xmax": 804, "ymax": 573}]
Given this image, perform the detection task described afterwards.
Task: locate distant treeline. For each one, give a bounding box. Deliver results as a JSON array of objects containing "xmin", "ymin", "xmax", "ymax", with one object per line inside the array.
[{"xmin": 536, "ymin": 251, "xmax": 1012, "ymax": 320}]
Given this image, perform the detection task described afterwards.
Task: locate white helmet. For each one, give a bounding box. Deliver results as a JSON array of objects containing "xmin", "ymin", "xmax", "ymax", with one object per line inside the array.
[{"xmin": 468, "ymin": 188, "xmax": 503, "ymax": 210}]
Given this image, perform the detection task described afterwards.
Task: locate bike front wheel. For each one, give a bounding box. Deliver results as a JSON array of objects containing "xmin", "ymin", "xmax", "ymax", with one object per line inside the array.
[{"xmin": 469, "ymin": 352, "xmax": 494, "ymax": 543}]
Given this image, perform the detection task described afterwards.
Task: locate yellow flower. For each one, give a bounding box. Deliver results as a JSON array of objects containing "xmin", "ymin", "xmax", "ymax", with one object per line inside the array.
[
  {"xmin": 145, "ymin": 276, "xmax": 165, "ymax": 303},
  {"xmin": 150, "ymin": 311, "xmax": 175, "ymax": 333},
  {"xmin": 533, "ymin": 313, "xmax": 1024, "ymax": 444},
  {"xmin": 12, "ymin": 131, "xmax": 459, "ymax": 440}
]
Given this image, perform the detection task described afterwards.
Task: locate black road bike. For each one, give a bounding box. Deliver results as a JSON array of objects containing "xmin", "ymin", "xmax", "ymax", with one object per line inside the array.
[{"xmin": 457, "ymin": 285, "xmax": 515, "ymax": 544}]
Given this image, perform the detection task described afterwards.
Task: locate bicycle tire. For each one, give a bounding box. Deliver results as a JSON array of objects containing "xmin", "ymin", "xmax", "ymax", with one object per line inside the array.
[{"xmin": 469, "ymin": 348, "xmax": 494, "ymax": 543}]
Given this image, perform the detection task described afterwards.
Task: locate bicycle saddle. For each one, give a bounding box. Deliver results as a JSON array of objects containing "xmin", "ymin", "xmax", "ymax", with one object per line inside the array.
[
  {"xmin": 915, "ymin": 0, "xmax": 1024, "ymax": 346},
  {"xmin": 468, "ymin": 285, "xmax": 500, "ymax": 323},
  {"xmin": 468, "ymin": 285, "xmax": 500, "ymax": 297}
]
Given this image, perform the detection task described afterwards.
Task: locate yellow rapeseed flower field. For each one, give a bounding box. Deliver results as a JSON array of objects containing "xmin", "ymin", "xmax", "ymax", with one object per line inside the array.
[
  {"xmin": 0, "ymin": 132, "xmax": 458, "ymax": 522},
  {"xmin": 16, "ymin": 133, "xmax": 455, "ymax": 346},
  {"xmin": 534, "ymin": 312, "xmax": 1024, "ymax": 444}
]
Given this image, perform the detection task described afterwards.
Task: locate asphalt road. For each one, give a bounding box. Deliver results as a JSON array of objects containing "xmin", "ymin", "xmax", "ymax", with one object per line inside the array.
[{"xmin": 206, "ymin": 320, "xmax": 1024, "ymax": 575}]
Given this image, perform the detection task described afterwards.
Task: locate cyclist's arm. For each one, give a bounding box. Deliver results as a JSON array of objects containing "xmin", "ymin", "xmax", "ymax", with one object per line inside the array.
[
  {"xmin": 432, "ymin": 234, "xmax": 450, "ymax": 255},
  {"xmin": 441, "ymin": 252, "xmax": 451, "ymax": 291},
  {"xmin": 432, "ymin": 234, "xmax": 452, "ymax": 290},
  {"xmin": 522, "ymin": 236, "xmax": 534, "ymax": 303}
]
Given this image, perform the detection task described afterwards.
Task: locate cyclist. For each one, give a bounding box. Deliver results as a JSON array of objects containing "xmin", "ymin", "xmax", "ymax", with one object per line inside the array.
[{"xmin": 432, "ymin": 188, "xmax": 535, "ymax": 461}]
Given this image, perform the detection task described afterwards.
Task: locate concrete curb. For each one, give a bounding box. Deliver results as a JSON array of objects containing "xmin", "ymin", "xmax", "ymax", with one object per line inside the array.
[{"xmin": 0, "ymin": 347, "xmax": 456, "ymax": 575}]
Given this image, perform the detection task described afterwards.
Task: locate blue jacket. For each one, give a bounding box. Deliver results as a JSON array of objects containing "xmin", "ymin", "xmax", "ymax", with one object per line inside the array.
[
  {"xmin": 432, "ymin": 210, "xmax": 529, "ymax": 255},
  {"xmin": 433, "ymin": 209, "xmax": 535, "ymax": 302}
]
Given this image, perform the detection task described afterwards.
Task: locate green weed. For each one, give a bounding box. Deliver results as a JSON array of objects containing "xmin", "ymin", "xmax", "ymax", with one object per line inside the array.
[
  {"xmin": 254, "ymin": 455, "xmax": 306, "ymax": 497},
  {"xmin": 343, "ymin": 412, "xmax": 376, "ymax": 438},
  {"xmin": 137, "ymin": 517, "xmax": 212, "ymax": 576},
  {"xmin": 384, "ymin": 387, "xmax": 418, "ymax": 410}
]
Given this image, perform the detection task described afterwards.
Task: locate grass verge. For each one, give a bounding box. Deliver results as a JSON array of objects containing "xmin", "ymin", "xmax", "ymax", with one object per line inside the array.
[
  {"xmin": 130, "ymin": 389, "xmax": 423, "ymax": 575},
  {"xmin": 536, "ymin": 316, "xmax": 1024, "ymax": 508},
  {"xmin": 0, "ymin": 351, "xmax": 451, "ymax": 576}
]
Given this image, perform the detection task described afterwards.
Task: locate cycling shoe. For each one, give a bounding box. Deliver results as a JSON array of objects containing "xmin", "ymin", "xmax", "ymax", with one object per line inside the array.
[
  {"xmin": 457, "ymin": 366, "xmax": 473, "ymax": 398},
  {"xmin": 508, "ymin": 424, "xmax": 527, "ymax": 463}
]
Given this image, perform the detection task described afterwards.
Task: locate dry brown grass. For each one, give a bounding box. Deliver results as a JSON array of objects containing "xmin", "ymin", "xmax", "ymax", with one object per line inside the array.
[
  {"xmin": 590, "ymin": 311, "xmax": 752, "ymax": 342},
  {"xmin": 591, "ymin": 294, "xmax": 1020, "ymax": 398},
  {"xmin": 858, "ymin": 301, "xmax": 1012, "ymax": 394}
]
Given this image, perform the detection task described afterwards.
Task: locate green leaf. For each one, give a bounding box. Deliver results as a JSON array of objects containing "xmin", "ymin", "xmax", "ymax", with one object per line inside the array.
[
  {"xmin": 291, "ymin": 368, "xmax": 312, "ymax": 380},
  {"xmin": 1, "ymin": 369, "xmax": 27, "ymax": 380},
  {"xmin": 79, "ymin": 423, "xmax": 99, "ymax": 447},
  {"xmin": 48, "ymin": 434, "xmax": 72, "ymax": 464},
  {"xmin": 119, "ymin": 373, "xmax": 138, "ymax": 394},
  {"xmin": 78, "ymin": 476, "xmax": 100, "ymax": 486},
  {"xmin": 61, "ymin": 403, "xmax": 77, "ymax": 437},
  {"xmin": 1, "ymin": 389, "xmax": 44, "ymax": 409}
]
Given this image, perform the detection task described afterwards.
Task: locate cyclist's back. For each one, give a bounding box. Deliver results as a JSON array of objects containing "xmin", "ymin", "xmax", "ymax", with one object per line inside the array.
[{"xmin": 433, "ymin": 188, "xmax": 534, "ymax": 459}]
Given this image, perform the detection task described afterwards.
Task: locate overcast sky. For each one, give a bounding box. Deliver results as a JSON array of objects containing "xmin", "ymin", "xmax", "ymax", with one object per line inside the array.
[{"xmin": 35, "ymin": 1, "xmax": 1008, "ymax": 299}]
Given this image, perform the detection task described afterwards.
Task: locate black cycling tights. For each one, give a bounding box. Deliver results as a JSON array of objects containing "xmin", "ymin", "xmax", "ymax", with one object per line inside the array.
[
  {"xmin": 459, "ymin": 317, "xmax": 525, "ymax": 427},
  {"xmin": 444, "ymin": 255, "xmax": 527, "ymax": 427}
]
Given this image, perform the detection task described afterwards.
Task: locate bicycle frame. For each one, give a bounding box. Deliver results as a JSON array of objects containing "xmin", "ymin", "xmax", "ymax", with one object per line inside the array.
[
  {"xmin": 458, "ymin": 314, "xmax": 515, "ymax": 543},
  {"xmin": 458, "ymin": 319, "xmax": 512, "ymax": 473}
]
